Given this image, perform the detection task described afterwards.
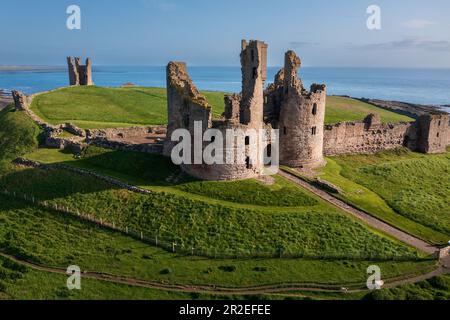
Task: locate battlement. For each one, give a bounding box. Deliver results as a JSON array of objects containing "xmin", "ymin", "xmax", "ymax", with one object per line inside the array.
[{"xmin": 67, "ymin": 57, "xmax": 93, "ymax": 86}]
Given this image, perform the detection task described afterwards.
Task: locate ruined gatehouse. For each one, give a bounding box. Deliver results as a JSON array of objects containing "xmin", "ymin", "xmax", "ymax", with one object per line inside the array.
[
  {"xmin": 164, "ymin": 40, "xmax": 450, "ymax": 181},
  {"xmin": 67, "ymin": 57, "xmax": 93, "ymax": 86}
]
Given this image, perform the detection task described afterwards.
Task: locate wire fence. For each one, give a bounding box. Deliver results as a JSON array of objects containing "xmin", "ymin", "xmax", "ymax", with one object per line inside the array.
[{"xmin": 0, "ymin": 188, "xmax": 429, "ymax": 261}]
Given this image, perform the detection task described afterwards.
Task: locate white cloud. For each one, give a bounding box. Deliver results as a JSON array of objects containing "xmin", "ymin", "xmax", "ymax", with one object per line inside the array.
[
  {"xmin": 403, "ymin": 19, "xmax": 436, "ymax": 29},
  {"xmin": 356, "ymin": 37, "xmax": 450, "ymax": 52}
]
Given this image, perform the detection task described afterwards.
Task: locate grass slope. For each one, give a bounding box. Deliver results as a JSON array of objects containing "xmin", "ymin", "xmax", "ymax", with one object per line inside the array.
[
  {"xmin": 0, "ymin": 106, "xmax": 40, "ymax": 167},
  {"xmin": 0, "ymin": 256, "xmax": 192, "ymax": 300},
  {"xmin": 30, "ymin": 87, "xmax": 413, "ymax": 129},
  {"xmin": 0, "ymin": 166, "xmax": 418, "ymax": 259},
  {"xmin": 1, "ymin": 108, "xmax": 420, "ymax": 259},
  {"xmin": 31, "ymin": 86, "xmax": 226, "ymax": 128},
  {"xmin": 325, "ymin": 96, "xmax": 413, "ymax": 124},
  {"xmin": 0, "ymin": 196, "xmax": 434, "ymax": 291},
  {"xmin": 317, "ymin": 149, "xmax": 450, "ymax": 244}
]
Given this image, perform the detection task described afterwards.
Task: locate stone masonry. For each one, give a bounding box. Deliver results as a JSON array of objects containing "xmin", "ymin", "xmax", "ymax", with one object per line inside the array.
[
  {"xmin": 265, "ymin": 51, "xmax": 327, "ymax": 169},
  {"xmin": 323, "ymin": 113, "xmax": 450, "ymax": 156},
  {"xmin": 164, "ymin": 39, "xmax": 450, "ymax": 180},
  {"xmin": 11, "ymin": 41, "xmax": 450, "ymax": 182},
  {"xmin": 164, "ymin": 40, "xmax": 274, "ymax": 181},
  {"xmin": 67, "ymin": 57, "xmax": 93, "ymax": 86}
]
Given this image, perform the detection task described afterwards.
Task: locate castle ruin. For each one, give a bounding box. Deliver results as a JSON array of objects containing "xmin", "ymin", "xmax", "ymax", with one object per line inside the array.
[
  {"xmin": 164, "ymin": 40, "xmax": 275, "ymax": 181},
  {"xmin": 67, "ymin": 57, "xmax": 93, "ymax": 86},
  {"xmin": 164, "ymin": 39, "xmax": 450, "ymax": 181}
]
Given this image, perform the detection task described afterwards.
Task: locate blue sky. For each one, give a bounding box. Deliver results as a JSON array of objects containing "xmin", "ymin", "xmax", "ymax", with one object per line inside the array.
[{"xmin": 1, "ymin": 0, "xmax": 450, "ymax": 67}]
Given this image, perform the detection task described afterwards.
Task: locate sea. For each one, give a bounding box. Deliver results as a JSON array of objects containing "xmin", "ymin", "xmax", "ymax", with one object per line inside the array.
[{"xmin": 0, "ymin": 66, "xmax": 449, "ymax": 112}]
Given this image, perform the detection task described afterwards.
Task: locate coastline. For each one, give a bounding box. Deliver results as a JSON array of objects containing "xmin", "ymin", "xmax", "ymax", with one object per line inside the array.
[{"xmin": 0, "ymin": 89, "xmax": 13, "ymax": 110}]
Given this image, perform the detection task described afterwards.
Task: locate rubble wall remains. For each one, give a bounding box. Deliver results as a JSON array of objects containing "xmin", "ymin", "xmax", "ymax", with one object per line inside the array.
[
  {"xmin": 323, "ymin": 113, "xmax": 449, "ymax": 156},
  {"xmin": 67, "ymin": 57, "xmax": 93, "ymax": 86}
]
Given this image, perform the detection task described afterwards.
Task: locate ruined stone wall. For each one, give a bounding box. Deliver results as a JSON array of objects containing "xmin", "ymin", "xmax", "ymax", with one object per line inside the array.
[
  {"xmin": 179, "ymin": 121, "xmax": 275, "ymax": 181},
  {"xmin": 323, "ymin": 118, "xmax": 416, "ymax": 156},
  {"xmin": 67, "ymin": 57, "xmax": 93, "ymax": 86},
  {"xmin": 323, "ymin": 113, "xmax": 450, "ymax": 156},
  {"xmin": 164, "ymin": 41, "xmax": 274, "ymax": 181},
  {"xmin": 415, "ymin": 114, "xmax": 450, "ymax": 154},
  {"xmin": 239, "ymin": 40, "xmax": 267, "ymax": 127},
  {"xmin": 163, "ymin": 62, "xmax": 212, "ymax": 158},
  {"xmin": 87, "ymin": 126, "xmax": 166, "ymax": 141},
  {"xmin": 223, "ymin": 94, "xmax": 241, "ymax": 124},
  {"xmin": 276, "ymin": 51, "xmax": 327, "ymax": 169},
  {"xmin": 264, "ymin": 69, "xmax": 284, "ymax": 126}
]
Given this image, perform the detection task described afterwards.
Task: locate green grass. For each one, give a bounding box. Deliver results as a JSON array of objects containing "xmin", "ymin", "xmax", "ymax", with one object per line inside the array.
[
  {"xmin": 325, "ymin": 96, "xmax": 414, "ymax": 124},
  {"xmin": 0, "ymin": 256, "xmax": 192, "ymax": 300},
  {"xmin": 176, "ymin": 175, "xmax": 319, "ymax": 207},
  {"xmin": 0, "ymin": 106, "xmax": 40, "ymax": 167},
  {"xmin": 30, "ymin": 86, "xmax": 227, "ymax": 129},
  {"xmin": 362, "ymin": 274, "xmax": 450, "ymax": 300},
  {"xmin": 0, "ymin": 105, "xmax": 440, "ymax": 299},
  {"xmin": 0, "ymin": 166, "xmax": 419, "ymax": 259},
  {"xmin": 30, "ymin": 87, "xmax": 413, "ymax": 129},
  {"xmin": 316, "ymin": 149, "xmax": 450, "ymax": 245},
  {"xmin": 0, "ymin": 196, "xmax": 435, "ymax": 291},
  {"xmin": 2, "ymin": 108, "xmax": 421, "ymax": 259}
]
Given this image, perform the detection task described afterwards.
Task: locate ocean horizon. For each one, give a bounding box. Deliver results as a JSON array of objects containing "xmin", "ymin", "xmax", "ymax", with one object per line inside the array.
[{"xmin": 1, "ymin": 66, "xmax": 449, "ymax": 111}]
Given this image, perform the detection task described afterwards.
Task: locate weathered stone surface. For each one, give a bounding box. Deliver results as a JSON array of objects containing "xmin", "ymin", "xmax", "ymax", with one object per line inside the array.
[
  {"xmin": 240, "ymin": 40, "xmax": 268, "ymax": 127},
  {"xmin": 323, "ymin": 120, "xmax": 415, "ymax": 156},
  {"xmin": 12, "ymin": 90, "xmax": 29, "ymax": 111},
  {"xmin": 163, "ymin": 61, "xmax": 212, "ymax": 158},
  {"xmin": 223, "ymin": 94, "xmax": 241, "ymax": 124},
  {"xmin": 416, "ymin": 113, "xmax": 450, "ymax": 154},
  {"xmin": 163, "ymin": 40, "xmax": 273, "ymax": 181},
  {"xmin": 265, "ymin": 50, "xmax": 327, "ymax": 169},
  {"xmin": 67, "ymin": 57, "xmax": 93, "ymax": 86},
  {"xmin": 323, "ymin": 113, "xmax": 450, "ymax": 156}
]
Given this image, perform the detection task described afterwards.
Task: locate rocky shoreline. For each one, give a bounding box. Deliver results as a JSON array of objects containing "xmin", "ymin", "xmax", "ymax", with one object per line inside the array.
[
  {"xmin": 0, "ymin": 89, "xmax": 13, "ymax": 110},
  {"xmin": 354, "ymin": 97, "xmax": 449, "ymax": 118}
]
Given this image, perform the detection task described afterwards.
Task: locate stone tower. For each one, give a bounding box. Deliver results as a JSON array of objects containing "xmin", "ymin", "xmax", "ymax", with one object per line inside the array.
[
  {"xmin": 67, "ymin": 57, "xmax": 93, "ymax": 86},
  {"xmin": 278, "ymin": 51, "xmax": 327, "ymax": 169},
  {"xmin": 416, "ymin": 113, "xmax": 449, "ymax": 154},
  {"xmin": 240, "ymin": 40, "xmax": 268, "ymax": 128}
]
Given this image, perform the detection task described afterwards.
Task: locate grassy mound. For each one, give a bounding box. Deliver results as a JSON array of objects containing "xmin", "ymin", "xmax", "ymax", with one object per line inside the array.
[
  {"xmin": 318, "ymin": 149, "xmax": 450, "ymax": 244},
  {"xmin": 30, "ymin": 86, "xmax": 227, "ymax": 128},
  {"xmin": 0, "ymin": 166, "xmax": 419, "ymax": 259},
  {"xmin": 325, "ymin": 96, "xmax": 413, "ymax": 124},
  {"xmin": 30, "ymin": 87, "xmax": 414, "ymax": 129},
  {"xmin": 0, "ymin": 106, "xmax": 40, "ymax": 167},
  {"xmin": 0, "ymin": 196, "xmax": 434, "ymax": 291}
]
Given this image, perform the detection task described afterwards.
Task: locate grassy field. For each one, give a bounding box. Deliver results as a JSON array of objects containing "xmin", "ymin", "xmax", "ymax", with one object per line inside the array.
[
  {"xmin": 362, "ymin": 274, "xmax": 450, "ymax": 300},
  {"xmin": 0, "ymin": 196, "xmax": 435, "ymax": 292},
  {"xmin": 0, "ymin": 164, "xmax": 420, "ymax": 259},
  {"xmin": 29, "ymin": 86, "xmax": 413, "ymax": 129},
  {"xmin": 1, "ymin": 106, "xmax": 423, "ymax": 260},
  {"xmin": 0, "ymin": 106, "xmax": 40, "ymax": 168},
  {"xmin": 325, "ymin": 96, "xmax": 413, "ymax": 124},
  {"xmin": 316, "ymin": 149, "xmax": 450, "ymax": 245},
  {"xmin": 0, "ymin": 102, "xmax": 444, "ymax": 299},
  {"xmin": 0, "ymin": 256, "xmax": 193, "ymax": 300},
  {"xmin": 30, "ymin": 86, "xmax": 227, "ymax": 128}
]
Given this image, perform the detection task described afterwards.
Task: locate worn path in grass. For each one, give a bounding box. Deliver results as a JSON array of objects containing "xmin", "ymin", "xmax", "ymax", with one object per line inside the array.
[
  {"xmin": 1, "ymin": 252, "xmax": 448, "ymax": 295},
  {"xmin": 279, "ymin": 170, "xmax": 439, "ymax": 255}
]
